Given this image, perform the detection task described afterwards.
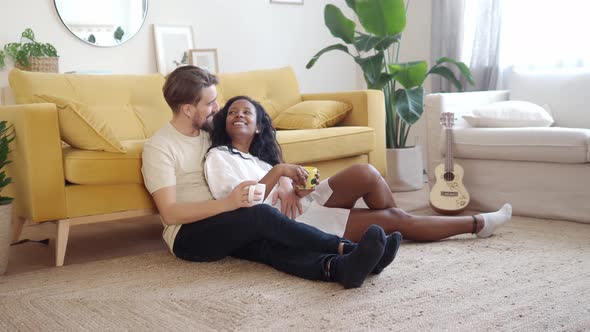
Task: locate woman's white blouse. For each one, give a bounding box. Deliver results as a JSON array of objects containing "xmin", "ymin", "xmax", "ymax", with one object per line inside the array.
[{"xmin": 204, "ymin": 146, "xmax": 278, "ymax": 204}]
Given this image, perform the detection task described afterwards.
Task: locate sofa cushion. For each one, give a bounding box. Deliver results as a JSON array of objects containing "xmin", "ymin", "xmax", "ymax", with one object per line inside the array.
[
  {"xmin": 34, "ymin": 95, "xmax": 127, "ymax": 153},
  {"xmin": 34, "ymin": 94, "xmax": 146, "ymax": 140},
  {"xmin": 64, "ymin": 127, "xmax": 375, "ymax": 184},
  {"xmin": 278, "ymin": 127, "xmax": 375, "ymax": 164},
  {"xmin": 463, "ymin": 100, "xmax": 554, "ymax": 127},
  {"xmin": 63, "ymin": 140, "xmax": 144, "ymax": 185},
  {"xmin": 508, "ymin": 69, "xmax": 590, "ymax": 129},
  {"xmin": 273, "ymin": 100, "xmax": 352, "ymax": 129},
  {"xmin": 217, "ymin": 67, "xmax": 302, "ymax": 119},
  {"xmin": 441, "ymin": 127, "xmax": 590, "ymax": 163},
  {"xmin": 9, "ymin": 69, "xmax": 172, "ymax": 138}
]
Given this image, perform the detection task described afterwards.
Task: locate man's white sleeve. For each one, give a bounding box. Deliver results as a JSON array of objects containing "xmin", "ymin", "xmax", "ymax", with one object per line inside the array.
[{"xmin": 141, "ymin": 141, "xmax": 176, "ymax": 194}]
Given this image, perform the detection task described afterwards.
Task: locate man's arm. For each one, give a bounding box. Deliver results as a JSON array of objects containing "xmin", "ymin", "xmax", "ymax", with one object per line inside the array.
[{"xmin": 152, "ymin": 180, "xmax": 258, "ymax": 225}]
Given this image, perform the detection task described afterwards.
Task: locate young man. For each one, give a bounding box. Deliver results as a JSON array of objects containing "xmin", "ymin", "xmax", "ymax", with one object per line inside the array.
[{"xmin": 141, "ymin": 65, "xmax": 401, "ymax": 289}]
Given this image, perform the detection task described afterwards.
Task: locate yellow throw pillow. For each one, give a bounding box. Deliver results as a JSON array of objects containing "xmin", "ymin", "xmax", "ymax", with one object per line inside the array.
[
  {"xmin": 273, "ymin": 100, "xmax": 352, "ymax": 129},
  {"xmin": 33, "ymin": 94, "xmax": 126, "ymax": 153}
]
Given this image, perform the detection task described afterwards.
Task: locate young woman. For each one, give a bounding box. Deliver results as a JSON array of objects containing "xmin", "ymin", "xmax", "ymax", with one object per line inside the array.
[{"xmin": 204, "ymin": 96, "xmax": 512, "ymax": 244}]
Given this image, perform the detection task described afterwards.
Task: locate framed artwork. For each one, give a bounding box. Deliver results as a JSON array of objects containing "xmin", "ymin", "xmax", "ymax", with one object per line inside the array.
[
  {"xmin": 189, "ymin": 48, "xmax": 219, "ymax": 74},
  {"xmin": 153, "ymin": 25, "xmax": 195, "ymax": 75},
  {"xmin": 270, "ymin": 0, "xmax": 304, "ymax": 4}
]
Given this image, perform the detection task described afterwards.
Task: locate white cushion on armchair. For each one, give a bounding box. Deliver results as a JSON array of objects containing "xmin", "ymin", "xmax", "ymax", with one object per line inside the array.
[
  {"xmin": 463, "ymin": 100, "xmax": 554, "ymax": 127},
  {"xmin": 439, "ymin": 127, "xmax": 590, "ymax": 163}
]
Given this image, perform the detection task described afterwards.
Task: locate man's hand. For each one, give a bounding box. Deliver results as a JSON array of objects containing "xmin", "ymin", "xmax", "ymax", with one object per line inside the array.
[
  {"xmin": 272, "ymin": 178, "xmax": 303, "ymax": 219},
  {"xmin": 222, "ymin": 181, "xmax": 260, "ymax": 211}
]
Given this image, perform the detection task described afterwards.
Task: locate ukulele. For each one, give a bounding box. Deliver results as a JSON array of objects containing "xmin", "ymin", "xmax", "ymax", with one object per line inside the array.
[{"xmin": 429, "ymin": 112, "xmax": 470, "ymax": 215}]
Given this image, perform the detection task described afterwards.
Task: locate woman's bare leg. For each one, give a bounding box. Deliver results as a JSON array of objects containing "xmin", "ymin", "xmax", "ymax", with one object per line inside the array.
[
  {"xmin": 342, "ymin": 208, "xmax": 484, "ymax": 242},
  {"xmin": 324, "ymin": 164, "xmax": 396, "ymax": 209}
]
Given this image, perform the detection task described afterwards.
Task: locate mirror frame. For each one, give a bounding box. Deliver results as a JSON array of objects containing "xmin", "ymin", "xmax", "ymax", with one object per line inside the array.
[{"xmin": 54, "ymin": 0, "xmax": 149, "ymax": 47}]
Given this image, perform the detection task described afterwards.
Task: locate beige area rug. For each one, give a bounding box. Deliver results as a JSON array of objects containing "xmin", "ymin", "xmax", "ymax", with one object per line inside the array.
[{"xmin": 1, "ymin": 214, "xmax": 589, "ymax": 331}]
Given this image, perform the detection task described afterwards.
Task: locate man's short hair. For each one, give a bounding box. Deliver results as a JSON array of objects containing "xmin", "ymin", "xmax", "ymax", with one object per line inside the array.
[{"xmin": 163, "ymin": 65, "xmax": 218, "ymax": 113}]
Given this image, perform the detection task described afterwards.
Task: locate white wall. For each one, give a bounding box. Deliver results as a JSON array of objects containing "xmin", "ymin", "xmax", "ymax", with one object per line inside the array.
[{"xmin": 0, "ymin": 0, "xmax": 359, "ymax": 93}]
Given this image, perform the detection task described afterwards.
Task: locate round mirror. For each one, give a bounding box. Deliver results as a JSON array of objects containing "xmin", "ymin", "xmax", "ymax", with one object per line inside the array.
[{"xmin": 54, "ymin": 0, "xmax": 148, "ymax": 47}]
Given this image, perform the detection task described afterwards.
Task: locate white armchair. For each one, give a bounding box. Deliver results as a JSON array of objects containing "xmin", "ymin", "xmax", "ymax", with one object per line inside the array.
[{"xmin": 424, "ymin": 70, "xmax": 590, "ymax": 223}]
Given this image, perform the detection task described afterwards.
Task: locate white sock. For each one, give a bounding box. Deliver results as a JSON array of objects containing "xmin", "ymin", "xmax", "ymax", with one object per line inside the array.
[{"xmin": 476, "ymin": 203, "xmax": 512, "ymax": 238}]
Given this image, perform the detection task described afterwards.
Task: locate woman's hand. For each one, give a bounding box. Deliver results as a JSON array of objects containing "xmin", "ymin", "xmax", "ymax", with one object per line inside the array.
[
  {"xmin": 276, "ymin": 164, "xmax": 308, "ymax": 188},
  {"xmin": 272, "ymin": 177, "xmax": 303, "ymax": 219},
  {"xmin": 221, "ymin": 180, "xmax": 259, "ymax": 211},
  {"xmin": 294, "ymin": 172, "xmax": 320, "ymax": 198}
]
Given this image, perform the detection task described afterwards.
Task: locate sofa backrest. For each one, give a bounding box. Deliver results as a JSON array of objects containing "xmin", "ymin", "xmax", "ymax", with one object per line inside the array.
[
  {"xmin": 217, "ymin": 66, "xmax": 302, "ymax": 119},
  {"xmin": 508, "ymin": 69, "xmax": 590, "ymax": 129},
  {"xmin": 9, "ymin": 69, "xmax": 172, "ymax": 138}
]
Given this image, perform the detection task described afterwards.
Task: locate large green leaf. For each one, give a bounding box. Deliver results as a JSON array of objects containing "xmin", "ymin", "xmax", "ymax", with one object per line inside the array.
[
  {"xmin": 306, "ymin": 44, "xmax": 351, "ymax": 69},
  {"xmin": 0, "ymin": 50, "xmax": 5, "ymax": 70},
  {"xmin": 388, "ymin": 61, "xmax": 428, "ymax": 89},
  {"xmin": 356, "ymin": 52, "xmax": 388, "ymax": 89},
  {"xmin": 374, "ymin": 34, "xmax": 401, "ymax": 51},
  {"xmin": 324, "ymin": 4, "xmax": 356, "ymax": 44},
  {"xmin": 433, "ymin": 57, "xmax": 474, "ymax": 85},
  {"xmin": 394, "ymin": 87, "xmax": 424, "ymax": 125},
  {"xmin": 428, "ymin": 66, "xmax": 463, "ymax": 91},
  {"xmin": 345, "ymin": 0, "xmax": 356, "ymax": 11},
  {"xmin": 354, "ymin": 33, "xmax": 383, "ymax": 52},
  {"xmin": 354, "ymin": 33, "xmax": 401, "ymax": 52},
  {"xmin": 355, "ymin": 0, "xmax": 406, "ymax": 36}
]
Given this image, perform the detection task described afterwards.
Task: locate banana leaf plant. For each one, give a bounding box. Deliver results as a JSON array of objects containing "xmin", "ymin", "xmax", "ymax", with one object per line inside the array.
[
  {"xmin": 306, "ymin": 0, "xmax": 474, "ymax": 148},
  {"xmin": 0, "ymin": 121, "xmax": 15, "ymax": 206}
]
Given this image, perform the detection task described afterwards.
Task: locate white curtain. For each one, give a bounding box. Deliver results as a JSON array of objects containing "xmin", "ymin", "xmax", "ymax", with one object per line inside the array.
[
  {"xmin": 431, "ymin": 0, "xmax": 590, "ymax": 91},
  {"xmin": 430, "ymin": 0, "xmax": 466, "ymax": 93}
]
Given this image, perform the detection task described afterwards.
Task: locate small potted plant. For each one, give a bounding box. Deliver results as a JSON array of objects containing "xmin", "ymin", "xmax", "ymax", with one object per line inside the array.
[
  {"xmin": 0, "ymin": 28, "xmax": 59, "ymax": 72},
  {"xmin": 0, "ymin": 120, "xmax": 14, "ymax": 274}
]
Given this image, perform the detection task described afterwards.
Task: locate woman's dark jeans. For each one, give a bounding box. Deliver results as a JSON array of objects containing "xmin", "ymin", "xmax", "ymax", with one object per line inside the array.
[{"xmin": 173, "ymin": 204, "xmax": 342, "ymax": 281}]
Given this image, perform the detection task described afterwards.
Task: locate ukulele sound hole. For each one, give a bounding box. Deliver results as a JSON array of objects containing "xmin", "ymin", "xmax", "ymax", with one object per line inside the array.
[{"xmin": 443, "ymin": 172, "xmax": 455, "ymax": 181}]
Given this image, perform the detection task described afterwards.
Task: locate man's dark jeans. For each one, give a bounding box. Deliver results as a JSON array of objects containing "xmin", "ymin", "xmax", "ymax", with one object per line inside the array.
[{"xmin": 173, "ymin": 204, "xmax": 342, "ymax": 281}]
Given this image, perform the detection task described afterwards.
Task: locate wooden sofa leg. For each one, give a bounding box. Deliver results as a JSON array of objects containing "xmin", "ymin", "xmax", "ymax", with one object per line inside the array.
[
  {"xmin": 55, "ymin": 219, "xmax": 70, "ymax": 267},
  {"xmin": 11, "ymin": 214, "xmax": 26, "ymax": 243}
]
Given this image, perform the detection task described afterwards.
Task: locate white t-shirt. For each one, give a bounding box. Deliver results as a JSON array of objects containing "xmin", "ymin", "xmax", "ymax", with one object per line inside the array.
[
  {"xmin": 141, "ymin": 122, "xmax": 213, "ymax": 252},
  {"xmin": 204, "ymin": 146, "xmax": 349, "ymax": 236}
]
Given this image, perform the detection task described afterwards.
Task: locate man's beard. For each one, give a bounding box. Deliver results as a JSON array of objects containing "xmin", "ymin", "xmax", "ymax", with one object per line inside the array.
[{"xmin": 196, "ymin": 116, "xmax": 214, "ymax": 132}]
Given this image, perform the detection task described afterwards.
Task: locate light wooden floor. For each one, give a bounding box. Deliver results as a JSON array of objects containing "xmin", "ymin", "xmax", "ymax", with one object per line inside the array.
[{"xmin": 5, "ymin": 187, "xmax": 430, "ymax": 276}]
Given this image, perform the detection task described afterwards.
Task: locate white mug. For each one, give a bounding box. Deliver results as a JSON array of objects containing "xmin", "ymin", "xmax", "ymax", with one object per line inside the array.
[{"xmin": 247, "ymin": 183, "xmax": 266, "ymax": 204}]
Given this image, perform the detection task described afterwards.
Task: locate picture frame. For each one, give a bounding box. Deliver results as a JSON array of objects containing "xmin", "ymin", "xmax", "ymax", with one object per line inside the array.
[
  {"xmin": 188, "ymin": 48, "xmax": 219, "ymax": 74},
  {"xmin": 270, "ymin": 0, "xmax": 304, "ymax": 4},
  {"xmin": 152, "ymin": 25, "xmax": 195, "ymax": 75}
]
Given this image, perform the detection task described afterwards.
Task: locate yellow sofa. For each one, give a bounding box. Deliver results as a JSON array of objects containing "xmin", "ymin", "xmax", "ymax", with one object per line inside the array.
[{"xmin": 0, "ymin": 66, "xmax": 385, "ymax": 266}]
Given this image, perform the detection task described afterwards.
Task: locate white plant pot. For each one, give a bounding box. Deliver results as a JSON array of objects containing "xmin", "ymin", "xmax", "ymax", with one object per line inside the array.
[
  {"xmin": 0, "ymin": 203, "xmax": 11, "ymax": 275},
  {"xmin": 385, "ymin": 146, "xmax": 424, "ymax": 192}
]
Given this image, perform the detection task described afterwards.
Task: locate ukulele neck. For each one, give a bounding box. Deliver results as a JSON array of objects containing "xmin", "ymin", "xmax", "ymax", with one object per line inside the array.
[{"xmin": 445, "ymin": 127, "xmax": 454, "ymax": 173}]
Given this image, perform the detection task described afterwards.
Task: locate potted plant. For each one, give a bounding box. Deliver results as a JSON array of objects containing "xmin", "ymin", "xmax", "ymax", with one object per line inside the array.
[
  {"xmin": 0, "ymin": 120, "xmax": 14, "ymax": 274},
  {"xmin": 307, "ymin": 0, "xmax": 473, "ymax": 191},
  {"xmin": 0, "ymin": 28, "xmax": 59, "ymax": 72}
]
